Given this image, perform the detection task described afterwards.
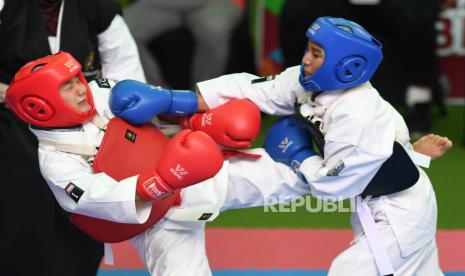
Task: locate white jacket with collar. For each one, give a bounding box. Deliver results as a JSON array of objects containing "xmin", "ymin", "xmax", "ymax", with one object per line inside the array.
[{"xmin": 197, "ymin": 65, "xmax": 438, "ymax": 257}]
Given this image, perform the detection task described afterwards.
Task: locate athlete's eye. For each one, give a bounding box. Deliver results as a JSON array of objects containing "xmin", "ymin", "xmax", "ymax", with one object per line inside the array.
[{"xmin": 61, "ymin": 82, "xmax": 72, "ymax": 91}]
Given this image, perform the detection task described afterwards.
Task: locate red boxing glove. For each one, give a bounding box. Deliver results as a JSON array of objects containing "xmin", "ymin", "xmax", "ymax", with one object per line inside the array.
[
  {"xmin": 181, "ymin": 99, "xmax": 261, "ymax": 149},
  {"xmin": 136, "ymin": 129, "xmax": 223, "ymax": 201}
]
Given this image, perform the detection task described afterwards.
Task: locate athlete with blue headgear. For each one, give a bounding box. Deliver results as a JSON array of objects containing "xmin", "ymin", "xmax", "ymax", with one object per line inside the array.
[
  {"xmin": 195, "ymin": 16, "xmax": 444, "ymax": 276},
  {"xmin": 298, "ymin": 16, "xmax": 382, "ymax": 92},
  {"xmin": 112, "ymin": 16, "xmax": 449, "ymax": 276}
]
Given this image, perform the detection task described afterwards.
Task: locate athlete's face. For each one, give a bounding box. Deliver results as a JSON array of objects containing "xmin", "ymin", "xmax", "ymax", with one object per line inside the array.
[
  {"xmin": 60, "ymin": 75, "xmax": 91, "ymax": 112},
  {"xmin": 301, "ymin": 41, "xmax": 325, "ymax": 77}
]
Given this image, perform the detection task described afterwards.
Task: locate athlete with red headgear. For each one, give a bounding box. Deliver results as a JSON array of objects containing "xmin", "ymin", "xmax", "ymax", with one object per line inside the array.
[
  {"xmin": 6, "ymin": 51, "xmax": 312, "ymax": 275},
  {"xmin": 6, "ymin": 50, "xmax": 225, "ymax": 229},
  {"xmin": 7, "ymin": 53, "xmax": 96, "ymax": 127}
]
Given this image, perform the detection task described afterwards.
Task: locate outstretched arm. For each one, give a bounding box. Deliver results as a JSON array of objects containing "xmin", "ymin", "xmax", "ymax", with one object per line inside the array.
[{"xmin": 195, "ymin": 66, "xmax": 303, "ymax": 115}]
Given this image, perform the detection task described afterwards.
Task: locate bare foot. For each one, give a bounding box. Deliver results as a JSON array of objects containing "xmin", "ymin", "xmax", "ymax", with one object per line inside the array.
[{"xmin": 413, "ymin": 134, "xmax": 453, "ymax": 159}]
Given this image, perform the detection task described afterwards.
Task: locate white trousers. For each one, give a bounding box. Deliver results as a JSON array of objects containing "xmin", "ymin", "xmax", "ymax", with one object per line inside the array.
[
  {"xmin": 329, "ymin": 224, "xmax": 442, "ymax": 276},
  {"xmin": 130, "ymin": 220, "xmax": 211, "ymax": 276},
  {"xmin": 329, "ymin": 179, "xmax": 442, "ymax": 276}
]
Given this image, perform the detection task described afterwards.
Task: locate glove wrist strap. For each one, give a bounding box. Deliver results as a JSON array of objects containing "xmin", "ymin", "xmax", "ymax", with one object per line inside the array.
[
  {"xmin": 169, "ymin": 90, "xmax": 198, "ymax": 115},
  {"xmin": 137, "ymin": 172, "xmax": 174, "ymax": 201}
]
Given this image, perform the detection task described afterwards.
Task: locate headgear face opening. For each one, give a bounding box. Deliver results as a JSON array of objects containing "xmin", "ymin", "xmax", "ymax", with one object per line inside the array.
[
  {"xmin": 299, "ymin": 16, "xmax": 383, "ymax": 92},
  {"xmin": 6, "ymin": 51, "xmax": 95, "ymax": 127}
]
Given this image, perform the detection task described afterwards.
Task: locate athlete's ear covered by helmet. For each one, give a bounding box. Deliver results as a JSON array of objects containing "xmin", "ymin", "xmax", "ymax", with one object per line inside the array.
[
  {"xmin": 299, "ymin": 16, "xmax": 383, "ymax": 92},
  {"xmin": 5, "ymin": 51, "xmax": 96, "ymax": 127}
]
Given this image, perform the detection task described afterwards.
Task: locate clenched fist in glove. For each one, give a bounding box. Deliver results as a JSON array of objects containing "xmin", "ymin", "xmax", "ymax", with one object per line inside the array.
[
  {"xmin": 110, "ymin": 80, "xmax": 198, "ymax": 125},
  {"xmin": 264, "ymin": 116, "xmax": 316, "ymax": 174},
  {"xmin": 180, "ymin": 99, "xmax": 261, "ymax": 149},
  {"xmin": 136, "ymin": 129, "xmax": 223, "ymax": 201}
]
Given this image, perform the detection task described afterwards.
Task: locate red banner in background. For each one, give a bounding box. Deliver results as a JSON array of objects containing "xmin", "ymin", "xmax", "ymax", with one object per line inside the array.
[{"xmin": 437, "ymin": 2, "xmax": 465, "ymax": 100}]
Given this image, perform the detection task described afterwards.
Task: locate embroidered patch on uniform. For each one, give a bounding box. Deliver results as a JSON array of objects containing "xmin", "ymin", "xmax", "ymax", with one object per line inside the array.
[
  {"xmin": 65, "ymin": 182, "xmax": 84, "ymax": 203},
  {"xmin": 125, "ymin": 129, "xmax": 137, "ymax": 143},
  {"xmin": 96, "ymin": 78, "xmax": 111, "ymax": 88},
  {"xmin": 251, "ymin": 75, "xmax": 275, "ymax": 84},
  {"xmin": 198, "ymin": 213, "xmax": 213, "ymax": 221},
  {"xmin": 326, "ymin": 160, "xmax": 345, "ymax": 176}
]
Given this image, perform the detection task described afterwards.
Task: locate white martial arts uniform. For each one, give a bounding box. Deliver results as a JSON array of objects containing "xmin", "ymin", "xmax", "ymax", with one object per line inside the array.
[
  {"xmin": 197, "ymin": 66, "xmax": 443, "ymax": 275},
  {"xmin": 31, "ymin": 79, "xmax": 308, "ymax": 275}
]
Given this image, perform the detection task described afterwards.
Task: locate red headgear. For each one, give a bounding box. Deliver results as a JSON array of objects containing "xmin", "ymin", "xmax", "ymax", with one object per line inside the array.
[{"xmin": 6, "ymin": 51, "xmax": 96, "ymax": 127}]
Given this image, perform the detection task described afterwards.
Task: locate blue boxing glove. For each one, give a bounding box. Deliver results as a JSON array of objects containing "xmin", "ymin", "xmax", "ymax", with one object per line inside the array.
[
  {"xmin": 264, "ymin": 116, "xmax": 316, "ymax": 175},
  {"xmin": 109, "ymin": 80, "xmax": 198, "ymax": 124}
]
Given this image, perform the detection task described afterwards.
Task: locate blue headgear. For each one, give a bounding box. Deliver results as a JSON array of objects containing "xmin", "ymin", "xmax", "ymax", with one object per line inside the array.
[{"xmin": 299, "ymin": 17, "xmax": 383, "ymax": 92}]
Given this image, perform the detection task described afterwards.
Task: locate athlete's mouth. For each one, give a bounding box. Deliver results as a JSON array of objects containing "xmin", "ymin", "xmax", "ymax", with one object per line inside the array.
[{"xmin": 78, "ymin": 99, "xmax": 87, "ymax": 106}]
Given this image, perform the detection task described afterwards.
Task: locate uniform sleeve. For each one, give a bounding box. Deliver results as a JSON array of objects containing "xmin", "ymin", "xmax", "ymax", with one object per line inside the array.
[
  {"xmin": 38, "ymin": 149, "xmax": 151, "ymax": 224},
  {"xmin": 300, "ymin": 141, "xmax": 387, "ymax": 199},
  {"xmin": 97, "ymin": 14, "xmax": 146, "ymax": 82},
  {"xmin": 196, "ymin": 66, "xmax": 305, "ymax": 114}
]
